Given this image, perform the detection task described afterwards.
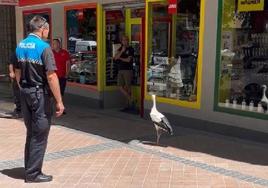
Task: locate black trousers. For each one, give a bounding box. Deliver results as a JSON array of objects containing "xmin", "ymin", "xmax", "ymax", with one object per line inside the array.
[
  {"xmin": 20, "ymin": 87, "xmax": 52, "ymax": 178},
  {"xmin": 12, "ymin": 79, "xmax": 21, "ymax": 112},
  {"xmin": 59, "ymin": 78, "xmax": 67, "ymax": 96}
]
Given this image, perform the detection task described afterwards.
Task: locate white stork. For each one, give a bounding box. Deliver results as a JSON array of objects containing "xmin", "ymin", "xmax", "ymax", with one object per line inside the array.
[
  {"xmin": 150, "ymin": 94, "xmax": 173, "ymax": 145},
  {"xmin": 261, "ymin": 85, "xmax": 268, "ymax": 112}
]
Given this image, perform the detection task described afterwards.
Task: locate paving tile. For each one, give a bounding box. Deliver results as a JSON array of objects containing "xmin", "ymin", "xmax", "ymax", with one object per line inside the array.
[{"xmin": 1, "ymin": 110, "xmax": 268, "ymax": 188}]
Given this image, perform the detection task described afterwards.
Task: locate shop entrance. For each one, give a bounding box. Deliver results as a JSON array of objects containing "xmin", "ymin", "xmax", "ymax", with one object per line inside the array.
[
  {"xmin": 0, "ymin": 5, "xmax": 16, "ymax": 76},
  {"xmin": 103, "ymin": 4, "xmax": 145, "ymax": 116}
]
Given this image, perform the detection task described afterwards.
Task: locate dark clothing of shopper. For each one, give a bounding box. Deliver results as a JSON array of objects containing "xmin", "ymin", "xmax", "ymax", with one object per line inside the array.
[
  {"xmin": 116, "ymin": 46, "xmax": 134, "ymax": 94},
  {"xmin": 117, "ymin": 46, "xmax": 134, "ymax": 70},
  {"xmin": 114, "ymin": 35, "xmax": 135, "ymax": 110}
]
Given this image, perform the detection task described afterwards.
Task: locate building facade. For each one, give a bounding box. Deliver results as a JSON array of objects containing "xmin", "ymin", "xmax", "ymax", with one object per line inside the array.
[{"xmin": 15, "ymin": 0, "xmax": 268, "ymax": 137}]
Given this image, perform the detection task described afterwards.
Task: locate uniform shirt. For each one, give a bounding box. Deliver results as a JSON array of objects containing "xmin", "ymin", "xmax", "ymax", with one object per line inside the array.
[
  {"xmin": 117, "ymin": 46, "xmax": 134, "ymax": 70},
  {"xmin": 53, "ymin": 49, "xmax": 70, "ymax": 78},
  {"xmin": 15, "ymin": 33, "xmax": 57, "ymax": 87}
]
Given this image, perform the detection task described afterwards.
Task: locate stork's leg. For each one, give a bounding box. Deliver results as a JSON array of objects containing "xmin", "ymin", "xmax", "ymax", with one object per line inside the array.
[
  {"xmin": 154, "ymin": 124, "xmax": 161, "ymax": 145},
  {"xmin": 156, "ymin": 131, "xmax": 161, "ymax": 145}
]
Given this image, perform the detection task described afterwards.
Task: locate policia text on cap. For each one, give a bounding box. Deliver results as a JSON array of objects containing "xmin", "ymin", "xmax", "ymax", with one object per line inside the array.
[{"xmin": 14, "ymin": 15, "xmax": 65, "ymax": 183}]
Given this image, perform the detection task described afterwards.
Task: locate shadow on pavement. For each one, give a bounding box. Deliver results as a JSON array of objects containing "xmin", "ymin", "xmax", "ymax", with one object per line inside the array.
[
  {"xmin": 159, "ymin": 129, "xmax": 268, "ymax": 165},
  {"xmin": 140, "ymin": 140, "xmax": 168, "ymax": 147},
  {"xmin": 1, "ymin": 167, "xmax": 25, "ymax": 180},
  {"xmin": 52, "ymin": 99, "xmax": 268, "ymax": 166},
  {"xmin": 1, "ymin": 83, "xmax": 268, "ymax": 166}
]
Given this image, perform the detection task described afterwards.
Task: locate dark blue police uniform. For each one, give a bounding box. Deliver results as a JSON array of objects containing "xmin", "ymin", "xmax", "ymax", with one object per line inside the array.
[{"xmin": 15, "ymin": 33, "xmax": 57, "ymax": 179}]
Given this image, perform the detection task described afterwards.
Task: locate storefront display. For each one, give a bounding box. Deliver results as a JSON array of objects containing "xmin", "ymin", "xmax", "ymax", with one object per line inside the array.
[
  {"xmin": 146, "ymin": 0, "xmax": 201, "ymax": 102},
  {"xmin": 217, "ymin": 0, "xmax": 268, "ymax": 114},
  {"xmin": 17, "ymin": 0, "xmax": 268, "ymax": 133},
  {"xmin": 65, "ymin": 6, "xmax": 97, "ymax": 86}
]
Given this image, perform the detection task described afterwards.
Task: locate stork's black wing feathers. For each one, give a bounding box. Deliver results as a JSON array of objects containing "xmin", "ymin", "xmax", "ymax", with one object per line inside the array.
[
  {"xmin": 153, "ymin": 117, "xmax": 173, "ymax": 135},
  {"xmin": 261, "ymin": 101, "xmax": 268, "ymax": 111},
  {"xmin": 161, "ymin": 117, "xmax": 173, "ymax": 135}
]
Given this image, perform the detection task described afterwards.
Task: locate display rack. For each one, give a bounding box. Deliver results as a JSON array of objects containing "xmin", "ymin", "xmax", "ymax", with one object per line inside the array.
[{"xmin": 68, "ymin": 52, "xmax": 97, "ymax": 85}]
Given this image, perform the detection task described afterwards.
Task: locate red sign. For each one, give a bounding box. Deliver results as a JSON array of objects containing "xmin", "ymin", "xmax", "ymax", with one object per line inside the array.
[
  {"xmin": 19, "ymin": 0, "xmax": 61, "ymax": 6},
  {"xmin": 0, "ymin": 0, "xmax": 18, "ymax": 5},
  {"xmin": 168, "ymin": 0, "xmax": 177, "ymax": 14}
]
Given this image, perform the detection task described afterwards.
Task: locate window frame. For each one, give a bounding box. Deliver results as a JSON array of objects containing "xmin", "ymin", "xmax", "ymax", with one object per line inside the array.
[
  {"xmin": 64, "ymin": 3, "xmax": 99, "ymax": 91},
  {"xmin": 214, "ymin": 0, "xmax": 268, "ymax": 120},
  {"xmin": 145, "ymin": 0, "xmax": 205, "ymax": 109}
]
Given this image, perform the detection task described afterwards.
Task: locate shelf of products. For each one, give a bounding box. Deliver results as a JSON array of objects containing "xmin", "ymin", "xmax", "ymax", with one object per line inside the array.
[
  {"xmin": 65, "ymin": 7, "xmax": 97, "ymax": 86},
  {"xmin": 147, "ymin": 1, "xmax": 201, "ymax": 102},
  {"xmin": 147, "ymin": 55, "xmax": 195, "ymax": 100},
  {"xmin": 220, "ymin": 31, "xmax": 268, "ymax": 108},
  {"xmin": 68, "ymin": 52, "xmax": 97, "ymax": 85},
  {"xmin": 219, "ymin": 102, "xmax": 268, "ymax": 114}
]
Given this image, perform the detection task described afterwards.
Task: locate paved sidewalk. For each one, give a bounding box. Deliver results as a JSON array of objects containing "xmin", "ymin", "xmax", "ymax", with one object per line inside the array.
[{"xmin": 1, "ymin": 82, "xmax": 268, "ymax": 187}]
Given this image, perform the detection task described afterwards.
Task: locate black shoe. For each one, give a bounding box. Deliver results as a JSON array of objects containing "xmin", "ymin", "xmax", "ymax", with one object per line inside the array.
[
  {"xmin": 25, "ymin": 173, "xmax": 53, "ymax": 183},
  {"xmin": 11, "ymin": 110, "xmax": 22, "ymax": 119},
  {"xmin": 14, "ymin": 113, "xmax": 22, "ymax": 119}
]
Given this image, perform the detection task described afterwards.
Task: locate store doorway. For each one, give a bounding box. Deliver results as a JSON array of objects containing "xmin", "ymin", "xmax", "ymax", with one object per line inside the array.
[
  {"xmin": 104, "ymin": 6, "xmax": 145, "ymax": 116},
  {"xmin": 0, "ymin": 5, "xmax": 16, "ymax": 77}
]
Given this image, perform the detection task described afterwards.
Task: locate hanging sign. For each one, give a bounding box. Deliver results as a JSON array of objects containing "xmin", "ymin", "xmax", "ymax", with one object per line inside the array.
[
  {"xmin": 168, "ymin": 0, "xmax": 177, "ymax": 14},
  {"xmin": 238, "ymin": 0, "xmax": 264, "ymax": 12},
  {"xmin": 77, "ymin": 10, "xmax": 84, "ymax": 20},
  {"xmin": 0, "ymin": 0, "xmax": 18, "ymax": 5}
]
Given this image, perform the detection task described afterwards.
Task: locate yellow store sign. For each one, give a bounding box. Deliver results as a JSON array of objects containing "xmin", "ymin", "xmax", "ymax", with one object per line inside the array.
[{"xmin": 238, "ymin": 0, "xmax": 264, "ymax": 12}]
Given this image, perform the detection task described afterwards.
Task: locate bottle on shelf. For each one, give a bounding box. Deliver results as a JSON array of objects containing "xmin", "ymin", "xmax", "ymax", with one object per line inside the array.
[
  {"xmin": 232, "ymin": 98, "xmax": 237, "ymax": 109},
  {"xmin": 257, "ymin": 102, "xmax": 263, "ymax": 113},
  {"xmin": 225, "ymin": 99, "xmax": 230, "ymax": 108},
  {"xmin": 241, "ymin": 99, "xmax": 246, "ymax": 110},
  {"xmin": 249, "ymin": 100, "xmax": 254, "ymax": 111}
]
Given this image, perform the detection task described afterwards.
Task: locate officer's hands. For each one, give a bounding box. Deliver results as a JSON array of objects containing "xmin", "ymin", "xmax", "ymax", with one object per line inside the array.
[{"xmin": 55, "ymin": 102, "xmax": 65, "ymax": 117}]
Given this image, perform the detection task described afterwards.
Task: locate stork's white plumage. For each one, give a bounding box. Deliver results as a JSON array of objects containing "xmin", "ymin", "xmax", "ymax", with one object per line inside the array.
[
  {"xmin": 261, "ymin": 85, "xmax": 268, "ymax": 112},
  {"xmin": 150, "ymin": 94, "xmax": 173, "ymax": 145}
]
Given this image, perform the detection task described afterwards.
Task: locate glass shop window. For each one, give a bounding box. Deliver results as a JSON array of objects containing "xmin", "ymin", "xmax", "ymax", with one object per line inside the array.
[
  {"xmin": 147, "ymin": 0, "xmax": 201, "ymax": 102},
  {"xmin": 66, "ymin": 8, "xmax": 97, "ymax": 86},
  {"xmin": 217, "ymin": 0, "xmax": 268, "ymax": 114}
]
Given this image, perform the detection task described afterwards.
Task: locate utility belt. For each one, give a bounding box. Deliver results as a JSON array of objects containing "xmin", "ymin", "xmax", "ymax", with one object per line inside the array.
[{"xmin": 21, "ymin": 84, "xmax": 52, "ymax": 97}]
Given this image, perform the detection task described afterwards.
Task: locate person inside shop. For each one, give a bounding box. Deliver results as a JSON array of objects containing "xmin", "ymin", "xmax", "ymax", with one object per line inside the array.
[
  {"xmin": 8, "ymin": 52, "xmax": 22, "ymax": 118},
  {"xmin": 52, "ymin": 38, "xmax": 70, "ymax": 114},
  {"xmin": 114, "ymin": 35, "xmax": 135, "ymax": 111}
]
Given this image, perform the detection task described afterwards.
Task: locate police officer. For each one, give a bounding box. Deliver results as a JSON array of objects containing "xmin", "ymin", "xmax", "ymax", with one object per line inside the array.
[{"xmin": 15, "ymin": 15, "xmax": 64, "ymax": 183}]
